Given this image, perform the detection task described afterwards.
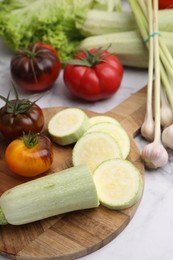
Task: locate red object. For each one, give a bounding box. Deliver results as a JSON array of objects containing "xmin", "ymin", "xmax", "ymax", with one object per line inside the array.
[
  {"xmin": 159, "ymin": 0, "xmax": 173, "ymax": 9},
  {"xmin": 63, "ymin": 48, "xmax": 124, "ymax": 101},
  {"xmin": 10, "ymin": 42, "xmax": 61, "ymax": 92}
]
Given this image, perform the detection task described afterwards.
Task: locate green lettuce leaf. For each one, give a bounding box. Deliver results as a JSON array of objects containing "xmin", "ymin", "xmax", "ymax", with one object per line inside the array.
[{"xmin": 0, "ymin": 0, "xmax": 94, "ymax": 60}]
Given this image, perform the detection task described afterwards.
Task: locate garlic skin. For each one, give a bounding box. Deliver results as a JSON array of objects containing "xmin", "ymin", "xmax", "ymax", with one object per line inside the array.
[
  {"xmin": 141, "ymin": 115, "xmax": 154, "ymax": 142},
  {"xmin": 162, "ymin": 124, "xmax": 173, "ymax": 149},
  {"xmin": 160, "ymin": 87, "xmax": 173, "ymax": 128},
  {"xmin": 161, "ymin": 103, "xmax": 173, "ymax": 128},
  {"xmin": 141, "ymin": 142, "xmax": 168, "ymax": 169}
]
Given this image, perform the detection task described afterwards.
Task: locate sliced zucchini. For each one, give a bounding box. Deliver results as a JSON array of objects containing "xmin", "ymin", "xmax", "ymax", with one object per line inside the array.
[
  {"xmin": 72, "ymin": 132, "xmax": 122, "ymax": 172},
  {"xmin": 85, "ymin": 122, "xmax": 130, "ymax": 159},
  {"xmin": 48, "ymin": 108, "xmax": 89, "ymax": 145},
  {"xmin": 93, "ymin": 158, "xmax": 143, "ymax": 210},
  {"xmin": 88, "ymin": 115, "xmax": 120, "ymax": 128}
]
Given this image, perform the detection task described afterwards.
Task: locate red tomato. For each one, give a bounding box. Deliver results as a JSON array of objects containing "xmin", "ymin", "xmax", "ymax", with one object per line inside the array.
[
  {"xmin": 63, "ymin": 48, "xmax": 124, "ymax": 101},
  {"xmin": 0, "ymin": 88, "xmax": 44, "ymax": 140},
  {"xmin": 5, "ymin": 133, "xmax": 53, "ymax": 177},
  {"xmin": 159, "ymin": 0, "xmax": 173, "ymax": 9},
  {"xmin": 10, "ymin": 42, "xmax": 61, "ymax": 92}
]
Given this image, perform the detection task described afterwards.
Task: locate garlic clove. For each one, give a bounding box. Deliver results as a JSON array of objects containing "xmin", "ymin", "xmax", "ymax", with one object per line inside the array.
[
  {"xmin": 161, "ymin": 106, "xmax": 173, "ymax": 128},
  {"xmin": 141, "ymin": 142, "xmax": 168, "ymax": 169},
  {"xmin": 141, "ymin": 115, "xmax": 154, "ymax": 142},
  {"xmin": 162, "ymin": 124, "xmax": 173, "ymax": 149},
  {"xmin": 160, "ymin": 87, "xmax": 173, "ymax": 128}
]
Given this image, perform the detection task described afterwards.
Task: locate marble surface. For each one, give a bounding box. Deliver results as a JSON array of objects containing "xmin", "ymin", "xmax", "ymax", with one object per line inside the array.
[{"xmin": 0, "ymin": 37, "xmax": 173, "ymax": 260}]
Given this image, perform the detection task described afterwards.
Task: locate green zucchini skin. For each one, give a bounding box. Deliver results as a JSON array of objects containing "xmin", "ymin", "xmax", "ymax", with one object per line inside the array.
[
  {"xmin": 0, "ymin": 208, "xmax": 8, "ymax": 225},
  {"xmin": 0, "ymin": 165, "xmax": 99, "ymax": 225}
]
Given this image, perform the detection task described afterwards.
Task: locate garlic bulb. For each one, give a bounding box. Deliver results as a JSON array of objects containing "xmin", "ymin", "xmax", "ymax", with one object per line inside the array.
[
  {"xmin": 141, "ymin": 114, "xmax": 154, "ymax": 141},
  {"xmin": 161, "ymin": 107, "xmax": 173, "ymax": 128},
  {"xmin": 162, "ymin": 124, "xmax": 173, "ymax": 149},
  {"xmin": 141, "ymin": 142, "xmax": 168, "ymax": 169},
  {"xmin": 160, "ymin": 88, "xmax": 173, "ymax": 128}
]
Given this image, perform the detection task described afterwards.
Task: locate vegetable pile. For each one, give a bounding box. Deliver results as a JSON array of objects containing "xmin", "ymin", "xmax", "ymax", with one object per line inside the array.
[
  {"xmin": 1, "ymin": 0, "xmax": 173, "ymax": 68},
  {"xmin": 48, "ymin": 107, "xmax": 142, "ymax": 211},
  {"xmin": 0, "ymin": 103, "xmax": 143, "ymax": 225},
  {"xmin": 0, "ymin": 86, "xmax": 54, "ymax": 177},
  {"xmin": 2, "ymin": 0, "xmax": 173, "ymax": 225},
  {"xmin": 0, "ymin": 0, "xmax": 123, "ymax": 61}
]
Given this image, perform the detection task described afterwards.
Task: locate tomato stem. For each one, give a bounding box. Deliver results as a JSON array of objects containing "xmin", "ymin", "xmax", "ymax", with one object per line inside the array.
[
  {"xmin": 0, "ymin": 82, "xmax": 40, "ymax": 115},
  {"xmin": 22, "ymin": 44, "xmax": 37, "ymax": 58},
  {"xmin": 64, "ymin": 46, "xmax": 112, "ymax": 67},
  {"xmin": 21, "ymin": 44, "xmax": 38, "ymax": 82},
  {"xmin": 23, "ymin": 131, "xmax": 38, "ymax": 148},
  {"xmin": 30, "ymin": 59, "xmax": 38, "ymax": 82}
]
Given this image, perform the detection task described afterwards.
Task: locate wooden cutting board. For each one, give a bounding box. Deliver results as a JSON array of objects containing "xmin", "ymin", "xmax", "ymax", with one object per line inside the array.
[{"xmin": 0, "ymin": 87, "xmax": 147, "ymax": 260}]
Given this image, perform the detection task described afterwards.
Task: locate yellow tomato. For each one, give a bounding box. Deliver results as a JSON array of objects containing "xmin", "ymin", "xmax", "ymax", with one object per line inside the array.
[{"xmin": 5, "ymin": 133, "xmax": 54, "ymax": 177}]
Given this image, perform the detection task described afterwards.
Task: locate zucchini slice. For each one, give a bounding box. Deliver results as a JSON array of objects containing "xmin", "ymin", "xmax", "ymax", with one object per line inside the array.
[
  {"xmin": 48, "ymin": 108, "xmax": 89, "ymax": 145},
  {"xmin": 93, "ymin": 158, "xmax": 143, "ymax": 209},
  {"xmin": 88, "ymin": 115, "xmax": 120, "ymax": 128},
  {"xmin": 85, "ymin": 122, "xmax": 130, "ymax": 159},
  {"xmin": 72, "ymin": 132, "xmax": 122, "ymax": 172}
]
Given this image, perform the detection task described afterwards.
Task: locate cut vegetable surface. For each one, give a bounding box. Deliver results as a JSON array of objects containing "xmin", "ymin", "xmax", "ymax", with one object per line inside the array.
[
  {"xmin": 88, "ymin": 115, "xmax": 120, "ymax": 128},
  {"xmin": 72, "ymin": 132, "xmax": 122, "ymax": 172},
  {"xmin": 0, "ymin": 165, "xmax": 99, "ymax": 225},
  {"xmin": 48, "ymin": 108, "xmax": 89, "ymax": 145},
  {"xmin": 93, "ymin": 159, "xmax": 143, "ymax": 210},
  {"xmin": 85, "ymin": 122, "xmax": 130, "ymax": 159}
]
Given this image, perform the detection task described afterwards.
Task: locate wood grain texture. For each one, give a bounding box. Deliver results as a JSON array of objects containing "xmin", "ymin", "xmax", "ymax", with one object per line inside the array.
[{"xmin": 0, "ymin": 87, "xmax": 146, "ymax": 260}]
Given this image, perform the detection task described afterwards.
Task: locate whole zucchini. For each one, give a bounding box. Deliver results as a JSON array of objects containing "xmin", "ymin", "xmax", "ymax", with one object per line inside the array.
[{"xmin": 0, "ymin": 165, "xmax": 99, "ymax": 225}]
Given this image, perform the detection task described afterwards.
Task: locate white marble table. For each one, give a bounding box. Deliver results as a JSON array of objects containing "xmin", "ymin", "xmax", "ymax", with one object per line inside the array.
[{"xmin": 0, "ymin": 38, "xmax": 173, "ymax": 260}]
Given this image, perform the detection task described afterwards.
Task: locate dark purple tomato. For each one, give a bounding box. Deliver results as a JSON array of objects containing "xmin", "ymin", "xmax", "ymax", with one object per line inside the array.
[{"xmin": 10, "ymin": 42, "xmax": 61, "ymax": 92}]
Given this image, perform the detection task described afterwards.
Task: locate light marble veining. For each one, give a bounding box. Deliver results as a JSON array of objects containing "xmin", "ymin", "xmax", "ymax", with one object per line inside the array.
[{"xmin": 0, "ymin": 37, "xmax": 173, "ymax": 260}]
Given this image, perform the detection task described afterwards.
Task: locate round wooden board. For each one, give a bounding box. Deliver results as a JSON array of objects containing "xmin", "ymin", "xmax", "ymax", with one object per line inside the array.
[{"xmin": 0, "ymin": 87, "xmax": 146, "ymax": 260}]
